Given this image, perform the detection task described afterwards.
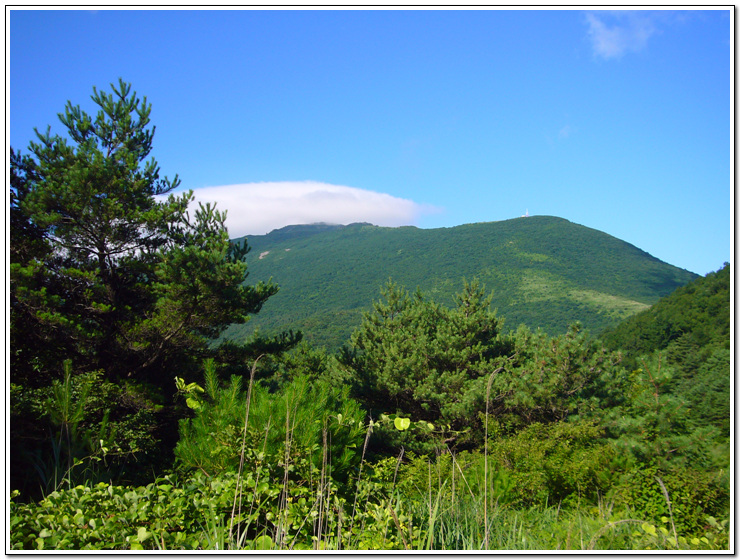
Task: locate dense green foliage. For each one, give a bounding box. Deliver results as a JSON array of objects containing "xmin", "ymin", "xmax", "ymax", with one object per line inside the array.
[
  {"xmin": 340, "ymin": 280, "xmax": 511, "ymax": 443},
  {"xmin": 601, "ymin": 263, "xmax": 730, "ymax": 367},
  {"xmin": 10, "ymin": 459, "xmax": 730, "ymax": 551},
  {"xmin": 9, "ymin": 471, "xmax": 409, "ymax": 550},
  {"xmin": 9, "ymin": 82, "xmax": 730, "ymax": 551},
  {"xmin": 10, "ymin": 80, "xmax": 277, "ymax": 388},
  {"xmin": 601, "ymin": 263, "xmax": 730, "ymax": 447},
  {"xmin": 337, "ymin": 281, "xmax": 631, "ymax": 458},
  {"xmin": 225, "ymin": 219, "xmax": 698, "ymax": 350},
  {"xmin": 9, "ymin": 81, "xmax": 292, "ymax": 499},
  {"xmin": 10, "ymin": 266, "xmax": 731, "ymax": 551},
  {"xmin": 174, "ymin": 360, "xmax": 366, "ymax": 485}
]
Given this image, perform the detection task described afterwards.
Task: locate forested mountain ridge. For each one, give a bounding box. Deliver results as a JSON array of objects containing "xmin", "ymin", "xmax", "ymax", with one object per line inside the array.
[{"xmin": 226, "ymin": 216, "xmax": 699, "ymax": 349}]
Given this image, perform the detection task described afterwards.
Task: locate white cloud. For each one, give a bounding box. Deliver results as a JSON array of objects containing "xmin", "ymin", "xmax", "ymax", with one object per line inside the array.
[
  {"xmin": 585, "ymin": 11, "xmax": 658, "ymax": 60},
  {"xmin": 187, "ymin": 181, "xmax": 441, "ymax": 237}
]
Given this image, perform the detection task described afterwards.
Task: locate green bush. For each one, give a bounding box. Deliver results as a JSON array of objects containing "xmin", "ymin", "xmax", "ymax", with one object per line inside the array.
[
  {"xmin": 10, "ymin": 473, "xmax": 246, "ymax": 550},
  {"xmin": 487, "ymin": 420, "xmax": 617, "ymax": 507},
  {"xmin": 10, "ymin": 467, "xmax": 412, "ymax": 551},
  {"xmin": 610, "ymin": 463, "xmax": 730, "ymax": 537},
  {"xmin": 343, "ymin": 280, "xmax": 511, "ymax": 444},
  {"xmin": 10, "ymin": 365, "xmax": 162, "ymax": 498}
]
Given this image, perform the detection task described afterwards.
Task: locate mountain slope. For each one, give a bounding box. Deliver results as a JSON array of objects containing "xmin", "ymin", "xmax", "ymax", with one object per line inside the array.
[
  {"xmin": 600, "ymin": 262, "xmax": 730, "ymax": 362},
  {"xmin": 225, "ymin": 216, "xmax": 699, "ymax": 350},
  {"xmin": 601, "ymin": 262, "xmax": 730, "ymax": 438}
]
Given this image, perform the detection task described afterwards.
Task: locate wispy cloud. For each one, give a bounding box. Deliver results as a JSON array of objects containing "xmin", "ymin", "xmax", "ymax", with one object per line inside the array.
[
  {"xmin": 558, "ymin": 124, "xmax": 574, "ymax": 140},
  {"xmin": 187, "ymin": 181, "xmax": 441, "ymax": 237},
  {"xmin": 585, "ymin": 11, "xmax": 660, "ymax": 60}
]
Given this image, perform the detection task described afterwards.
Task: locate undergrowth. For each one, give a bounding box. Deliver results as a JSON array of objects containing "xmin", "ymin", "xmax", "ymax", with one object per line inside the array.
[{"xmin": 10, "ymin": 360, "xmax": 729, "ymax": 551}]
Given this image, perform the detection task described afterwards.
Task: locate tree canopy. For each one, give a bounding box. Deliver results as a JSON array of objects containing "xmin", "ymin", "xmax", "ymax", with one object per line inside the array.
[
  {"xmin": 10, "ymin": 79, "xmax": 278, "ymax": 388},
  {"xmin": 339, "ymin": 280, "xmax": 627, "ymax": 452},
  {"xmin": 9, "ymin": 80, "xmax": 290, "ymax": 496}
]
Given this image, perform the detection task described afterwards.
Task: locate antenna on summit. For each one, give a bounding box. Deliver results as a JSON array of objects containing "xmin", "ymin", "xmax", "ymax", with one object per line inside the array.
[{"xmin": 521, "ymin": 209, "xmax": 529, "ymax": 218}]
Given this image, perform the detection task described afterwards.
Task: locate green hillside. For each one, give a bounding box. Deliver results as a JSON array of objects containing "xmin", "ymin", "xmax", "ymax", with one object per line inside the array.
[
  {"xmin": 601, "ymin": 262, "xmax": 730, "ymax": 369},
  {"xmin": 601, "ymin": 261, "xmax": 731, "ymax": 451},
  {"xmin": 225, "ymin": 216, "xmax": 698, "ymax": 349}
]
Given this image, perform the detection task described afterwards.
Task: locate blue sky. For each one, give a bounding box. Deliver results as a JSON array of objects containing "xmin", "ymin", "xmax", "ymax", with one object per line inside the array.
[{"xmin": 9, "ymin": 8, "xmax": 732, "ymax": 276}]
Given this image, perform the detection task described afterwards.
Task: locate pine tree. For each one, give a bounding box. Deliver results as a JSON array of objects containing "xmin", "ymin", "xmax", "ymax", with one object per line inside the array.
[
  {"xmin": 345, "ymin": 279, "xmax": 510, "ymax": 435},
  {"xmin": 10, "ymin": 80, "xmax": 291, "ymax": 495},
  {"xmin": 10, "ymin": 79, "xmax": 277, "ymax": 387},
  {"xmin": 490, "ymin": 323, "xmax": 626, "ymax": 429}
]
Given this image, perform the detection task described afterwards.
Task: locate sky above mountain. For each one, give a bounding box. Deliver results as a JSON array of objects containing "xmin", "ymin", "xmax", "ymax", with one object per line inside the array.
[{"xmin": 9, "ymin": 8, "xmax": 731, "ymax": 275}]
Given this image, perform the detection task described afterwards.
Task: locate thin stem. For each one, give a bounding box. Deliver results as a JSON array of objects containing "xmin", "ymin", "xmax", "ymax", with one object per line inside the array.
[
  {"xmin": 229, "ymin": 355, "xmax": 263, "ymax": 544},
  {"xmin": 483, "ymin": 367, "xmax": 502, "ymax": 550},
  {"xmin": 655, "ymin": 476, "xmax": 679, "ymax": 548}
]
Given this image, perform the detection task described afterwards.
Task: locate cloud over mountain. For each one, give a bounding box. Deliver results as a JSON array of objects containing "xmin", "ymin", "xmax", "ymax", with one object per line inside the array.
[{"xmin": 188, "ymin": 181, "xmax": 440, "ymax": 237}]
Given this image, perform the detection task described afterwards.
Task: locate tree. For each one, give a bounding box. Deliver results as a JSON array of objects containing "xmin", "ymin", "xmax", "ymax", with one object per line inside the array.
[
  {"xmin": 10, "ymin": 80, "xmax": 285, "ymax": 496},
  {"xmin": 340, "ymin": 280, "xmax": 631, "ymax": 453},
  {"xmin": 488, "ymin": 323, "xmax": 627, "ymax": 431},
  {"xmin": 10, "ymin": 79, "xmax": 277, "ymax": 387},
  {"xmin": 342, "ymin": 279, "xmax": 512, "ymax": 443}
]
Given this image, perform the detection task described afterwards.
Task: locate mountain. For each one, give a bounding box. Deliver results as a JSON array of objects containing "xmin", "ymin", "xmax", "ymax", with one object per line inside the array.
[{"xmin": 224, "ymin": 216, "xmax": 699, "ymax": 350}]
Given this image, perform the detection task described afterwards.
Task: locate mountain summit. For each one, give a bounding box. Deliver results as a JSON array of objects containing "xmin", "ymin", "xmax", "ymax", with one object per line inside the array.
[{"xmin": 227, "ymin": 216, "xmax": 698, "ymax": 349}]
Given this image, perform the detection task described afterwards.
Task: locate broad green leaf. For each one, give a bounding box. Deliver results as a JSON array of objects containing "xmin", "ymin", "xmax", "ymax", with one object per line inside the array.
[
  {"xmin": 254, "ymin": 535, "xmax": 274, "ymax": 549},
  {"xmin": 394, "ymin": 417, "xmax": 411, "ymax": 431}
]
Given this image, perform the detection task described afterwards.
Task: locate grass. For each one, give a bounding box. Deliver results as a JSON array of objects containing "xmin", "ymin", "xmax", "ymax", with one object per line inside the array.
[
  {"xmin": 517, "ymin": 270, "xmax": 651, "ymax": 320},
  {"xmin": 567, "ymin": 288, "xmax": 651, "ymax": 319}
]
